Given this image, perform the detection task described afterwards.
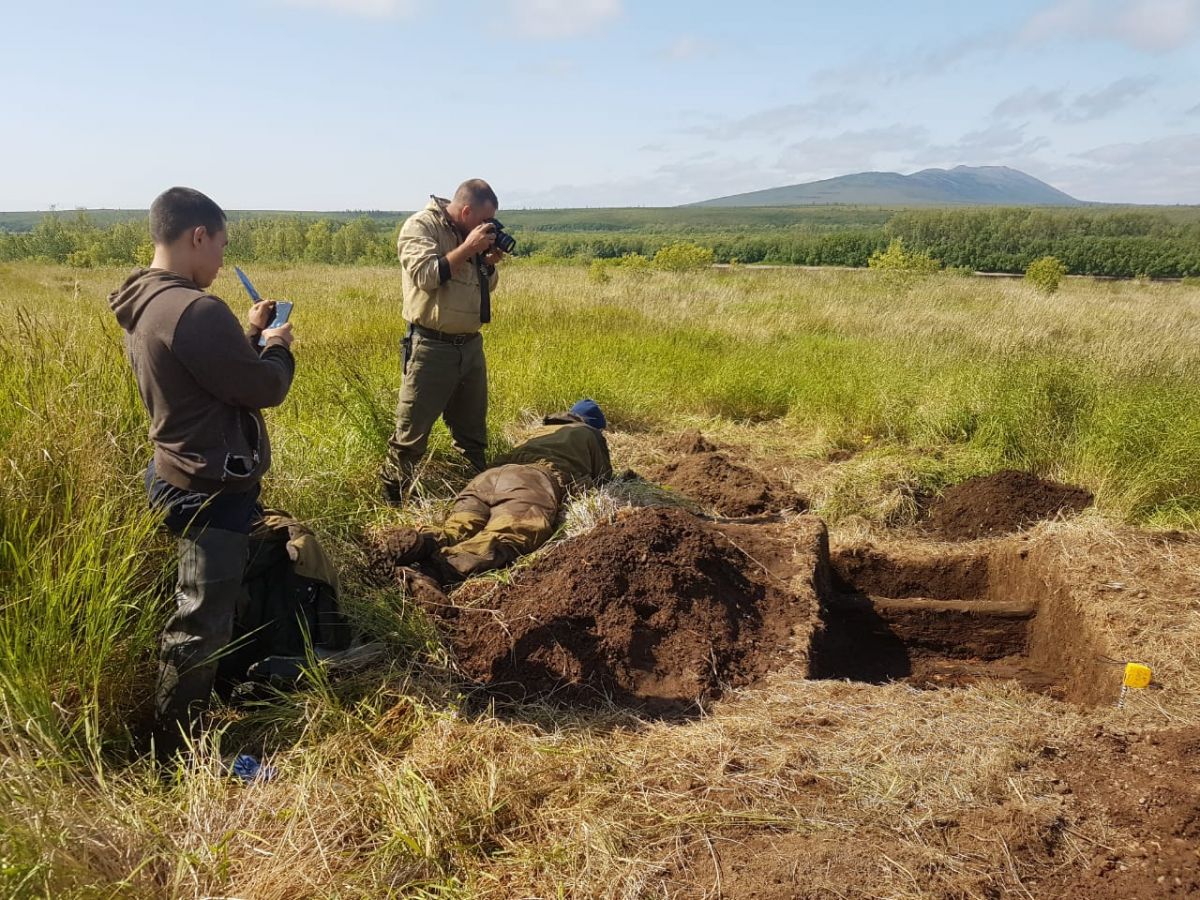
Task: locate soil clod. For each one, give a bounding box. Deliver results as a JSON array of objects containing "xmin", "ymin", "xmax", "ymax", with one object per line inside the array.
[{"xmin": 662, "ymin": 430, "xmax": 719, "ymax": 455}]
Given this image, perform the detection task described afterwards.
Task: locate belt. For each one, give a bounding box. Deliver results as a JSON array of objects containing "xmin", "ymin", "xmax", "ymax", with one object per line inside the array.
[{"xmin": 411, "ymin": 324, "xmax": 480, "ymax": 346}]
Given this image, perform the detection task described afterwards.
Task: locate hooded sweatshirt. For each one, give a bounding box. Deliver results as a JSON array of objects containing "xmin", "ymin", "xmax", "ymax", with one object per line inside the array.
[{"xmin": 109, "ymin": 268, "xmax": 295, "ymax": 493}]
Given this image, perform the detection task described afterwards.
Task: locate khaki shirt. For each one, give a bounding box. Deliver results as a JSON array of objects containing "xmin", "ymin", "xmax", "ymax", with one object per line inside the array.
[
  {"xmin": 397, "ymin": 197, "xmax": 500, "ymax": 335},
  {"xmin": 497, "ymin": 421, "xmax": 613, "ymax": 489}
]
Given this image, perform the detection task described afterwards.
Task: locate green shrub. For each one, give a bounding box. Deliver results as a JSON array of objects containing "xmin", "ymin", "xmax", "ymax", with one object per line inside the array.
[
  {"xmin": 652, "ymin": 242, "xmax": 715, "ymax": 272},
  {"xmin": 1025, "ymin": 255, "xmax": 1068, "ymax": 294},
  {"xmin": 867, "ymin": 238, "xmax": 940, "ymax": 275}
]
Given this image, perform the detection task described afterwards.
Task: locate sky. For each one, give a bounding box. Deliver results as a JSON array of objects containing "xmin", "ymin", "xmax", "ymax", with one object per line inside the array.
[{"xmin": 1, "ymin": 0, "xmax": 1198, "ymax": 209}]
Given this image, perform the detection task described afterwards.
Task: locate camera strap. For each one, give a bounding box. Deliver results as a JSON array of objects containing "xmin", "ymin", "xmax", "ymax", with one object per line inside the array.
[{"xmin": 476, "ymin": 256, "xmax": 492, "ymax": 324}]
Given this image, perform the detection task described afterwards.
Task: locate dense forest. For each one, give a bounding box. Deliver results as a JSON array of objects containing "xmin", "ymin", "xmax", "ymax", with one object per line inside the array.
[{"xmin": 1, "ymin": 206, "xmax": 1197, "ymax": 277}]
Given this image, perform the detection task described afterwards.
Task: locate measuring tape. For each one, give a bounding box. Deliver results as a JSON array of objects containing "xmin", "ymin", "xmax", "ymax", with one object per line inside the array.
[{"xmin": 1116, "ymin": 662, "xmax": 1152, "ymax": 708}]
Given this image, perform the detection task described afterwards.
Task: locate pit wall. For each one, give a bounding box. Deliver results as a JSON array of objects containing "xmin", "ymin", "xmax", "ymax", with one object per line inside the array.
[{"xmin": 985, "ymin": 541, "xmax": 1118, "ymax": 706}]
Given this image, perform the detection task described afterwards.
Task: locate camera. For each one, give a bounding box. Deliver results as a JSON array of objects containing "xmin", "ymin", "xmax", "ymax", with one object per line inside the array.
[{"xmin": 488, "ymin": 218, "xmax": 517, "ymax": 254}]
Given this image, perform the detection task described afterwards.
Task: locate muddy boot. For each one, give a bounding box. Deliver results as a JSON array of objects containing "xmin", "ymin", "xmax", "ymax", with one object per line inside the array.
[
  {"xmin": 421, "ymin": 551, "xmax": 470, "ymax": 587},
  {"xmin": 153, "ymin": 527, "xmax": 249, "ymax": 763},
  {"xmin": 367, "ymin": 528, "xmax": 440, "ymax": 585},
  {"xmin": 397, "ymin": 565, "xmax": 449, "ymax": 606}
]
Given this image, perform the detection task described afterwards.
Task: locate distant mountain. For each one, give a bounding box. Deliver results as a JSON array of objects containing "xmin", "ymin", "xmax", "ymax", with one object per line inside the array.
[{"xmin": 691, "ymin": 166, "xmax": 1084, "ymax": 207}]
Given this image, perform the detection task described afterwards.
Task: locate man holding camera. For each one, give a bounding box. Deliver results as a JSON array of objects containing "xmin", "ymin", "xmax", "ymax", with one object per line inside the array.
[
  {"xmin": 380, "ymin": 179, "xmax": 508, "ymax": 503},
  {"xmin": 109, "ymin": 187, "xmax": 295, "ymax": 759}
]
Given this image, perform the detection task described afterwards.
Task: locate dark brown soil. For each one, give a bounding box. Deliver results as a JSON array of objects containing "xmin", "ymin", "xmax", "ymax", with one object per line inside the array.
[
  {"xmin": 662, "ymin": 430, "xmax": 719, "ymax": 455},
  {"xmin": 831, "ymin": 545, "xmax": 989, "ymax": 599},
  {"xmin": 448, "ymin": 507, "xmax": 819, "ymax": 711},
  {"xmin": 1044, "ymin": 726, "xmax": 1200, "ymax": 898},
  {"xmin": 652, "ymin": 451, "xmax": 805, "ymax": 517},
  {"xmin": 927, "ymin": 470, "xmax": 1093, "ymax": 540}
]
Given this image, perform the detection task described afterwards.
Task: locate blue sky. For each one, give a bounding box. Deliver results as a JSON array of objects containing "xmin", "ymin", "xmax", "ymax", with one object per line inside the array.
[{"xmin": 1, "ymin": 0, "xmax": 1198, "ymax": 209}]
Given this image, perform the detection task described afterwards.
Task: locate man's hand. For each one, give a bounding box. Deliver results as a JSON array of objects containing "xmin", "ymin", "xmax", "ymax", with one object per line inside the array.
[
  {"xmin": 248, "ymin": 300, "xmax": 276, "ymax": 331},
  {"xmin": 461, "ymin": 221, "xmax": 497, "ymax": 256},
  {"xmin": 262, "ymin": 322, "xmax": 294, "ymax": 349},
  {"xmin": 483, "ymin": 247, "xmax": 504, "ymax": 266}
]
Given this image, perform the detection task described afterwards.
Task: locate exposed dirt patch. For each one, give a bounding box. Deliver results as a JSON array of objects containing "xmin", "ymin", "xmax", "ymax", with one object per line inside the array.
[
  {"xmin": 663, "ymin": 830, "xmax": 923, "ymax": 900},
  {"xmin": 662, "ymin": 807, "xmax": 1071, "ymax": 900},
  {"xmin": 1044, "ymin": 725, "xmax": 1200, "ymax": 898},
  {"xmin": 652, "ymin": 451, "xmax": 806, "ymax": 517},
  {"xmin": 446, "ymin": 507, "xmax": 824, "ymax": 711},
  {"xmin": 927, "ymin": 469, "xmax": 1093, "ymax": 540}
]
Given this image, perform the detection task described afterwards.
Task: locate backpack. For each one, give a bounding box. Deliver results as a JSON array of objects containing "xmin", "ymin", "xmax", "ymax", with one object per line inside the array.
[{"xmin": 221, "ymin": 510, "xmax": 353, "ymax": 687}]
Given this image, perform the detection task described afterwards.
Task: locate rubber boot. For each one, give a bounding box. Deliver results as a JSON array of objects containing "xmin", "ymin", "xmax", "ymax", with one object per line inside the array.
[{"xmin": 153, "ymin": 526, "xmax": 249, "ymax": 762}]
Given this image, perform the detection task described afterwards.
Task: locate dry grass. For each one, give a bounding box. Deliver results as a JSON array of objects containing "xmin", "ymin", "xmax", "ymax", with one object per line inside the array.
[{"xmin": 3, "ymin": 262, "xmax": 1200, "ymax": 897}]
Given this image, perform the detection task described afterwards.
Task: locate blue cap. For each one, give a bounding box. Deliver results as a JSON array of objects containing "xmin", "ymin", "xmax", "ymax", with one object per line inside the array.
[{"xmin": 569, "ymin": 398, "xmax": 606, "ymax": 430}]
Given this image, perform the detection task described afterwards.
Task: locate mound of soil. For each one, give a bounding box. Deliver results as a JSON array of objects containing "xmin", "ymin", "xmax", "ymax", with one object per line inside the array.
[
  {"xmin": 927, "ymin": 470, "xmax": 1093, "ymax": 540},
  {"xmin": 653, "ymin": 451, "xmax": 803, "ymax": 517},
  {"xmin": 450, "ymin": 507, "xmax": 817, "ymax": 710},
  {"xmin": 662, "ymin": 430, "xmax": 719, "ymax": 455}
]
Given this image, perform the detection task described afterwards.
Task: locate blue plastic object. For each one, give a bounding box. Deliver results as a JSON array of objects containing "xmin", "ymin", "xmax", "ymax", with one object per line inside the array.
[{"xmin": 230, "ymin": 753, "xmax": 277, "ymax": 784}]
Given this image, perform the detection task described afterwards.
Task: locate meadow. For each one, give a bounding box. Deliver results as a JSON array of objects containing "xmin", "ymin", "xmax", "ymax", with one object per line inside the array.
[{"xmin": 1, "ymin": 259, "xmax": 1199, "ymax": 897}]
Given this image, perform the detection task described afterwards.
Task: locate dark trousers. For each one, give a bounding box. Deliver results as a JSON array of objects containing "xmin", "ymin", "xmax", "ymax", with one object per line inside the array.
[
  {"xmin": 145, "ymin": 462, "xmax": 262, "ymax": 759},
  {"xmin": 382, "ymin": 329, "xmax": 488, "ymax": 494}
]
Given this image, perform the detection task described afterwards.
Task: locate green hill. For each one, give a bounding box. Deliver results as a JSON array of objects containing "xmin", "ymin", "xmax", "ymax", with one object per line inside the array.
[{"xmin": 692, "ymin": 166, "xmax": 1084, "ymax": 207}]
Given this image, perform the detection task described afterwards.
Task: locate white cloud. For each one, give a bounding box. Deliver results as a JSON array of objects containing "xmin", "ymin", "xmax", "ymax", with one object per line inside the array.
[
  {"xmin": 1187, "ymin": 101, "xmax": 1200, "ymax": 115},
  {"xmin": 663, "ymin": 35, "xmax": 717, "ymax": 61},
  {"xmin": 992, "ymin": 87, "xmax": 1065, "ymax": 118},
  {"xmin": 506, "ymin": 153, "xmax": 788, "ymax": 207},
  {"xmin": 685, "ymin": 94, "xmax": 871, "ymax": 140},
  {"xmin": 1021, "ymin": 0, "xmax": 1200, "ymax": 52},
  {"xmin": 993, "ymin": 78, "xmax": 1157, "ymax": 124},
  {"xmin": 814, "ymin": 33, "xmax": 1001, "ymax": 87},
  {"xmin": 274, "ymin": 0, "xmax": 418, "ymax": 16},
  {"xmin": 1056, "ymin": 75, "xmax": 1158, "ymax": 122},
  {"xmin": 1070, "ymin": 132, "xmax": 1200, "ymax": 202},
  {"xmin": 924, "ymin": 123, "xmax": 1051, "ymax": 161},
  {"xmin": 506, "ymin": 0, "xmax": 621, "ymax": 39},
  {"xmin": 777, "ymin": 125, "xmax": 930, "ymax": 179}
]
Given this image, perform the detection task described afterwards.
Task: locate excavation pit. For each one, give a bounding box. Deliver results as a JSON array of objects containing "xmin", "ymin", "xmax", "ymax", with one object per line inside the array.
[
  {"xmin": 422, "ymin": 508, "xmax": 1112, "ymax": 710},
  {"xmin": 811, "ymin": 544, "xmax": 1112, "ymax": 703}
]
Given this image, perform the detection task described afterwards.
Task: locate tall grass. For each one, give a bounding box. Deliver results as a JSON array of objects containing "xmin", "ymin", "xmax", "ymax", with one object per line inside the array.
[{"xmin": 1, "ymin": 260, "xmax": 1198, "ymax": 895}]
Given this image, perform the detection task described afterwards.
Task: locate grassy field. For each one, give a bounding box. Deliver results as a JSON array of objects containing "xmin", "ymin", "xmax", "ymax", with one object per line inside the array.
[{"xmin": 1, "ymin": 260, "xmax": 1199, "ymax": 897}]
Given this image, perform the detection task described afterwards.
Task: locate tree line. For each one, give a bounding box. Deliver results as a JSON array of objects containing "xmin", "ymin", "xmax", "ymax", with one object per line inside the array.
[{"xmin": 2, "ymin": 207, "xmax": 1197, "ymax": 277}]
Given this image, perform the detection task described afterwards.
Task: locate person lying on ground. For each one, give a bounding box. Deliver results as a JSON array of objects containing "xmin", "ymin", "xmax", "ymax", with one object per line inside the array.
[{"xmin": 374, "ymin": 398, "xmax": 612, "ymax": 584}]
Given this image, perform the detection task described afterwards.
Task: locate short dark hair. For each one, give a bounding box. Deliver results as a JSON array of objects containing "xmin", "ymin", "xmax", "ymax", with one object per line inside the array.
[
  {"xmin": 453, "ymin": 179, "xmax": 498, "ymax": 209},
  {"xmin": 149, "ymin": 187, "xmax": 227, "ymax": 245}
]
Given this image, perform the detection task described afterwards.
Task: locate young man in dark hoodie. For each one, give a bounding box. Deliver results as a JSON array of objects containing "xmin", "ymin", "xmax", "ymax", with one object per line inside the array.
[{"xmin": 109, "ymin": 187, "xmax": 295, "ymax": 759}]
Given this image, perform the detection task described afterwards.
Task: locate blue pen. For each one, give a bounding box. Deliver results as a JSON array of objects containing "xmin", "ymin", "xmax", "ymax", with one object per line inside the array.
[{"xmin": 234, "ymin": 266, "xmax": 263, "ymax": 304}]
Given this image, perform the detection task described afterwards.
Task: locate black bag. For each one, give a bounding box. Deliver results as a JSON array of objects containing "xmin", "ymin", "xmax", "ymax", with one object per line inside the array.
[{"xmin": 222, "ymin": 511, "xmax": 352, "ymax": 687}]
